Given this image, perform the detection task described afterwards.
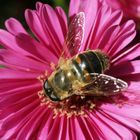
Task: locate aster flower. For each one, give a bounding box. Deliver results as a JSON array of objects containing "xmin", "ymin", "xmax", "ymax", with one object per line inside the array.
[
  {"xmin": 105, "ymin": 0, "xmax": 140, "ymax": 26},
  {"xmin": 0, "ymin": 0, "xmax": 140, "ymax": 140}
]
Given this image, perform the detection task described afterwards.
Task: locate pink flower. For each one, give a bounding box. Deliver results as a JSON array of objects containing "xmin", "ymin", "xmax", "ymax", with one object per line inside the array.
[
  {"xmin": 0, "ymin": 0, "xmax": 140, "ymax": 139},
  {"xmin": 105, "ymin": 0, "xmax": 140, "ymax": 25}
]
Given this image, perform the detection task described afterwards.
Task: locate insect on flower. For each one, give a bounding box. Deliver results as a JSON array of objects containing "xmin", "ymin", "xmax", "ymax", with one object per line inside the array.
[
  {"xmin": 1, "ymin": 1, "xmax": 140, "ymax": 139},
  {"xmin": 43, "ymin": 12, "xmax": 128, "ymax": 101}
]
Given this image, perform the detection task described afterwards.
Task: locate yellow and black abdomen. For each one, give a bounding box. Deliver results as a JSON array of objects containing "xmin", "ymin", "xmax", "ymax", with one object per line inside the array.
[{"xmin": 72, "ymin": 50, "xmax": 110, "ymax": 81}]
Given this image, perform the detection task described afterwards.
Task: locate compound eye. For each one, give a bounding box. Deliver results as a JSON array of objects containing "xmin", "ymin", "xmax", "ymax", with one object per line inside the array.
[
  {"xmin": 44, "ymin": 80, "xmax": 53, "ymax": 95},
  {"xmin": 44, "ymin": 80, "xmax": 60, "ymax": 101},
  {"xmin": 44, "ymin": 80, "xmax": 52, "ymax": 90}
]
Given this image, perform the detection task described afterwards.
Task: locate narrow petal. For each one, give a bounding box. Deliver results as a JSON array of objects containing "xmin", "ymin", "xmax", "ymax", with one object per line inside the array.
[
  {"xmin": 89, "ymin": 9, "xmax": 123, "ymax": 50},
  {"xmin": 108, "ymin": 20, "xmax": 136, "ymax": 57},
  {"xmin": 5, "ymin": 17, "xmax": 58, "ymax": 64},
  {"xmin": 0, "ymin": 101, "xmax": 40, "ymax": 139},
  {"xmin": 0, "ymin": 88, "xmax": 39, "ymax": 109},
  {"xmin": 46, "ymin": 116, "xmax": 69, "ymax": 140},
  {"xmin": 37, "ymin": 110, "xmax": 54, "ymax": 140},
  {"xmin": 104, "ymin": 111, "xmax": 140, "ymax": 132},
  {"xmin": 0, "ymin": 49, "xmax": 50, "ymax": 73},
  {"xmin": 87, "ymin": 110, "xmax": 137, "ymax": 140},
  {"xmin": 36, "ymin": 2, "xmax": 43, "ymax": 13},
  {"xmin": 0, "ymin": 30, "xmax": 28, "ymax": 55},
  {"xmin": 100, "ymin": 103, "xmax": 140, "ymax": 120},
  {"xmin": 0, "ymin": 30, "xmax": 54, "ymax": 63},
  {"xmin": 45, "ymin": 116, "xmax": 63, "ymax": 140},
  {"xmin": 16, "ymin": 107, "xmax": 47, "ymax": 140},
  {"xmin": 69, "ymin": 116, "xmax": 86, "ymax": 140},
  {"xmin": 0, "ymin": 79, "xmax": 41, "ymax": 96},
  {"xmin": 55, "ymin": 7, "xmax": 68, "ymax": 38},
  {"xmin": 108, "ymin": 60, "xmax": 140, "ymax": 77},
  {"xmin": 112, "ymin": 43, "xmax": 140, "ymax": 65},
  {"xmin": 25, "ymin": 9, "xmax": 50, "ymax": 46},
  {"xmin": 5, "ymin": 18, "xmax": 28, "ymax": 35},
  {"xmin": 69, "ymin": 0, "xmax": 100, "ymax": 50},
  {"xmin": 78, "ymin": 116, "xmax": 103, "ymax": 140},
  {"xmin": 0, "ymin": 68, "xmax": 39, "ymax": 79},
  {"xmin": 41, "ymin": 4, "xmax": 66, "ymax": 55},
  {"xmin": 0, "ymin": 94, "xmax": 39, "ymax": 121},
  {"xmin": 96, "ymin": 25, "xmax": 120, "ymax": 51}
]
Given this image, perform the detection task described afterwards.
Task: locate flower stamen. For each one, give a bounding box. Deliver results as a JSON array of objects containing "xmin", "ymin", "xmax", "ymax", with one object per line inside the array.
[
  {"xmin": 50, "ymin": 62, "xmax": 56, "ymax": 70},
  {"xmin": 38, "ymin": 89, "xmax": 96, "ymax": 118},
  {"xmin": 37, "ymin": 70, "xmax": 48, "ymax": 84}
]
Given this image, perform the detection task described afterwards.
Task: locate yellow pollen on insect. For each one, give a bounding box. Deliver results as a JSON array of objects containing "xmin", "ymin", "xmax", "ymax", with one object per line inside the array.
[
  {"xmin": 37, "ymin": 70, "xmax": 48, "ymax": 84},
  {"xmin": 49, "ymin": 96, "xmax": 96, "ymax": 119},
  {"xmin": 50, "ymin": 62, "xmax": 56, "ymax": 70},
  {"xmin": 25, "ymin": 68, "xmax": 31, "ymax": 71}
]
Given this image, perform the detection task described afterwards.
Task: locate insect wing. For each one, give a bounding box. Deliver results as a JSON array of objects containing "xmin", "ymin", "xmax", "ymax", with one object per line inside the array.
[
  {"xmin": 63, "ymin": 12, "xmax": 85, "ymax": 58},
  {"xmin": 79, "ymin": 73, "xmax": 128, "ymax": 96}
]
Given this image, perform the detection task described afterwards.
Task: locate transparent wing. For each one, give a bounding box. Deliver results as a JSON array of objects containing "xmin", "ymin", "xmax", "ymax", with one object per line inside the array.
[
  {"xmin": 62, "ymin": 12, "xmax": 85, "ymax": 59},
  {"xmin": 76, "ymin": 73, "xmax": 128, "ymax": 96}
]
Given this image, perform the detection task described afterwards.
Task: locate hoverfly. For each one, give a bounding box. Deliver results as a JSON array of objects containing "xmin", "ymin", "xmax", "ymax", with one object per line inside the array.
[{"xmin": 44, "ymin": 12, "xmax": 128, "ymax": 101}]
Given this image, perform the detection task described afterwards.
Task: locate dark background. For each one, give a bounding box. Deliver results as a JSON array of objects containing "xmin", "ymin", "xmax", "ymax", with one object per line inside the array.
[{"xmin": 0, "ymin": 0, "xmax": 69, "ymax": 29}]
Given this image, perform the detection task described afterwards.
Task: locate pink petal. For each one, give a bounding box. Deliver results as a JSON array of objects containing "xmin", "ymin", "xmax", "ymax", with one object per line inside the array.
[
  {"xmin": 87, "ymin": 110, "xmax": 137, "ymax": 140},
  {"xmin": 122, "ymin": 74, "xmax": 140, "ymax": 82},
  {"xmin": 55, "ymin": 7, "xmax": 68, "ymax": 38},
  {"xmin": 69, "ymin": 0, "xmax": 100, "ymax": 50},
  {"xmin": 0, "ymin": 30, "xmax": 53, "ymax": 63},
  {"xmin": 0, "ymin": 79, "xmax": 41, "ymax": 96},
  {"xmin": 25, "ymin": 9, "xmax": 50, "ymax": 46},
  {"xmin": 0, "ymin": 30, "xmax": 28, "ymax": 55},
  {"xmin": 103, "ymin": 111, "xmax": 140, "ymax": 132},
  {"xmin": 96, "ymin": 25, "xmax": 120, "ymax": 51},
  {"xmin": 0, "ymin": 105, "xmax": 41, "ymax": 139},
  {"xmin": 105, "ymin": 0, "xmax": 121, "ymax": 9},
  {"xmin": 41, "ymin": 4, "xmax": 66, "ymax": 54},
  {"xmin": 47, "ymin": 116, "xmax": 68, "ymax": 140},
  {"xmin": 108, "ymin": 20, "xmax": 136, "ymax": 57},
  {"xmin": 4, "ymin": 17, "xmax": 58, "ymax": 64},
  {"xmin": 0, "ymin": 68, "xmax": 39, "ymax": 79},
  {"xmin": 14, "ymin": 33, "xmax": 58, "ymax": 64},
  {"xmin": 112, "ymin": 43, "xmax": 140, "ymax": 65},
  {"xmin": 108, "ymin": 60, "xmax": 140, "ymax": 77},
  {"xmin": 0, "ymin": 49, "xmax": 50, "ymax": 73},
  {"xmin": 37, "ymin": 110, "xmax": 54, "ymax": 140},
  {"xmin": 127, "ymin": 81, "xmax": 140, "ymax": 92},
  {"xmin": 68, "ymin": 116, "xmax": 86, "ymax": 140},
  {"xmin": 36, "ymin": 2, "xmax": 43, "ymax": 13},
  {"xmin": 88, "ymin": 8, "xmax": 123, "ymax": 51},
  {"xmin": 0, "ymin": 94, "xmax": 39, "ymax": 121},
  {"xmin": 78, "ymin": 116, "xmax": 103, "ymax": 140},
  {"xmin": 16, "ymin": 107, "xmax": 47, "ymax": 140},
  {"xmin": 124, "ymin": 82, "xmax": 140, "ymax": 105},
  {"xmin": 49, "ymin": 116, "xmax": 66, "ymax": 140},
  {"xmin": 0, "ymin": 88, "xmax": 39, "ymax": 109},
  {"xmin": 100, "ymin": 103, "xmax": 140, "ymax": 120},
  {"xmin": 5, "ymin": 18, "xmax": 28, "ymax": 36}
]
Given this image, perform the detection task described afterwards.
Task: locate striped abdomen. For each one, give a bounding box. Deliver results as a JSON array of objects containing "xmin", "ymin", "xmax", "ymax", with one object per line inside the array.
[{"xmin": 72, "ymin": 50, "xmax": 110, "ymax": 81}]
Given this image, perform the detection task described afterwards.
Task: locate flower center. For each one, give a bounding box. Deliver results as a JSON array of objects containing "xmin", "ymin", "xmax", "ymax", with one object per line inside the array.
[
  {"xmin": 38, "ymin": 89, "xmax": 97, "ymax": 118},
  {"xmin": 37, "ymin": 71, "xmax": 97, "ymax": 118}
]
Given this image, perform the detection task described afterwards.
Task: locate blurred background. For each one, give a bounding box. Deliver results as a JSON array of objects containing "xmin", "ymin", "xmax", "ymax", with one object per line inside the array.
[{"xmin": 0, "ymin": 0, "xmax": 69, "ymax": 29}]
